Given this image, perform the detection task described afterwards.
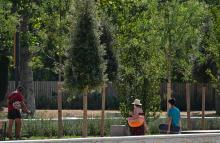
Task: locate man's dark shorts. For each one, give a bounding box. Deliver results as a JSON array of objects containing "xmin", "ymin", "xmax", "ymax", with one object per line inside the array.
[
  {"xmin": 8, "ymin": 109, "xmax": 21, "ymax": 119},
  {"xmin": 159, "ymin": 124, "xmax": 180, "ymax": 134}
]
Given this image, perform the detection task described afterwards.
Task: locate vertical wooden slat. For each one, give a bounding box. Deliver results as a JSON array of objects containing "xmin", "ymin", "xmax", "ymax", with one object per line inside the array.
[
  {"xmin": 202, "ymin": 86, "xmax": 206, "ymax": 130},
  {"xmin": 186, "ymin": 83, "xmax": 191, "ymax": 130},
  {"xmin": 100, "ymin": 84, "xmax": 106, "ymax": 137},
  {"xmin": 83, "ymin": 87, "xmax": 88, "ymax": 137},
  {"xmin": 57, "ymin": 81, "xmax": 63, "ymax": 138}
]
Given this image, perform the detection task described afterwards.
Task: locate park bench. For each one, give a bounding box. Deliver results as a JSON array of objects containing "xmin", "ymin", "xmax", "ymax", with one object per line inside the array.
[{"xmin": 110, "ymin": 125, "xmax": 130, "ymax": 136}]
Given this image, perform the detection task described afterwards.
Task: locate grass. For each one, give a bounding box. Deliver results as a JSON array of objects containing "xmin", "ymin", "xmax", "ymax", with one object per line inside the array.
[
  {"xmin": 1, "ymin": 117, "xmax": 220, "ymax": 141},
  {"xmin": 1, "ymin": 109, "xmax": 220, "ymax": 141}
]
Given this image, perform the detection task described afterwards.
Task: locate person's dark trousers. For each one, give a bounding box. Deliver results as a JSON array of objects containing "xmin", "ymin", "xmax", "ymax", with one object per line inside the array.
[
  {"xmin": 159, "ymin": 124, "xmax": 180, "ymax": 134},
  {"xmin": 130, "ymin": 125, "xmax": 145, "ymax": 136}
]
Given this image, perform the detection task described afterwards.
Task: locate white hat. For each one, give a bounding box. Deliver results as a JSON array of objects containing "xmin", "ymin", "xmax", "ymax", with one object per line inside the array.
[{"xmin": 132, "ymin": 99, "xmax": 142, "ymax": 106}]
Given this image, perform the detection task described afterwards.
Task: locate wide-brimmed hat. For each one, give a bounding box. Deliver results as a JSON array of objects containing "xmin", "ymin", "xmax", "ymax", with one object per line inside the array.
[{"xmin": 132, "ymin": 99, "xmax": 142, "ymax": 106}]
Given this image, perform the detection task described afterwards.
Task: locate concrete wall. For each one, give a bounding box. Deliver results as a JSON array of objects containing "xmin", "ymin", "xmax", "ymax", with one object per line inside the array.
[{"xmin": 3, "ymin": 133, "xmax": 220, "ymax": 143}]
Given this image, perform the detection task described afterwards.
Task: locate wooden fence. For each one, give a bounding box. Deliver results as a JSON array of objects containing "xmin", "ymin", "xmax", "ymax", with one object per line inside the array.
[
  {"xmin": 7, "ymin": 81, "xmax": 216, "ymax": 110},
  {"xmin": 160, "ymin": 83, "xmax": 216, "ymax": 110}
]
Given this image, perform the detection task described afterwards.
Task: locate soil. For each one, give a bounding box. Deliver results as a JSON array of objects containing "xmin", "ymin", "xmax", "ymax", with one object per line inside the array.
[{"xmin": 0, "ymin": 108, "xmax": 217, "ymax": 119}]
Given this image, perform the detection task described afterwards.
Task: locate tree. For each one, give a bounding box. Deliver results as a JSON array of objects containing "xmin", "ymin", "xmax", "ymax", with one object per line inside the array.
[
  {"xmin": 33, "ymin": 0, "xmax": 72, "ymax": 81},
  {"xmin": 100, "ymin": 17, "xmax": 118, "ymax": 136},
  {"xmin": 40, "ymin": 0, "xmax": 72, "ymax": 137},
  {"xmin": 100, "ymin": 0, "xmax": 166, "ymax": 120},
  {"xmin": 200, "ymin": 1, "xmax": 220, "ymax": 115},
  {"xmin": 159, "ymin": 0, "xmax": 207, "ymax": 110},
  {"xmin": 65, "ymin": 0, "xmax": 105, "ymax": 137},
  {"xmin": 11, "ymin": 0, "xmax": 42, "ymax": 114},
  {"xmin": 0, "ymin": 0, "xmax": 17, "ymax": 105},
  {"xmin": 100, "ymin": 20, "xmax": 117, "ymax": 82}
]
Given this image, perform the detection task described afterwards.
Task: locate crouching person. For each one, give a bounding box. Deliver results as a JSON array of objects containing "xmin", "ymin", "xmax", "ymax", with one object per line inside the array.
[
  {"xmin": 7, "ymin": 86, "xmax": 30, "ymax": 140},
  {"xmin": 127, "ymin": 99, "xmax": 148, "ymax": 135}
]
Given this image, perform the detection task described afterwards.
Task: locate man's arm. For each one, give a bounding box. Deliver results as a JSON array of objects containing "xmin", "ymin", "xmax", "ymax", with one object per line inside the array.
[
  {"xmin": 167, "ymin": 117, "xmax": 172, "ymax": 134},
  {"xmin": 179, "ymin": 117, "xmax": 182, "ymax": 131},
  {"xmin": 21, "ymin": 101, "xmax": 30, "ymax": 114}
]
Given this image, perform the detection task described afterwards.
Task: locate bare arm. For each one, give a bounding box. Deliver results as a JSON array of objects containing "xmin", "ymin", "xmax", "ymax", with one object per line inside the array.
[
  {"xmin": 21, "ymin": 101, "xmax": 30, "ymax": 113},
  {"xmin": 167, "ymin": 117, "xmax": 172, "ymax": 134},
  {"xmin": 144, "ymin": 120, "xmax": 148, "ymax": 133},
  {"xmin": 179, "ymin": 118, "xmax": 182, "ymax": 131}
]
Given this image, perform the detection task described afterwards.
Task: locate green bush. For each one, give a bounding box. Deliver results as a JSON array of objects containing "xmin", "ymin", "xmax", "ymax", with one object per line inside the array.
[
  {"xmin": 21, "ymin": 118, "xmax": 124, "ymax": 137},
  {"xmin": 20, "ymin": 117, "xmax": 220, "ymax": 137}
]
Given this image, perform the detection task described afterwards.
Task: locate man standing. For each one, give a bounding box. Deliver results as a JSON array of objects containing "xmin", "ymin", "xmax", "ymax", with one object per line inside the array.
[
  {"xmin": 159, "ymin": 98, "xmax": 181, "ymax": 134},
  {"xmin": 7, "ymin": 86, "xmax": 30, "ymax": 140}
]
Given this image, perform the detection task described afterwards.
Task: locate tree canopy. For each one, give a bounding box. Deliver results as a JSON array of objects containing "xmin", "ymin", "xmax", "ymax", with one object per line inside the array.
[{"xmin": 1, "ymin": 0, "xmax": 220, "ymax": 115}]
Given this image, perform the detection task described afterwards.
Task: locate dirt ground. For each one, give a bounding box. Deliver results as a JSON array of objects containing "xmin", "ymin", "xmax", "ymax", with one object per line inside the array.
[
  {"xmin": 0, "ymin": 108, "xmax": 120, "ymax": 119},
  {"xmin": 35, "ymin": 110, "xmax": 120, "ymax": 118},
  {"xmin": 0, "ymin": 108, "xmax": 217, "ymax": 119}
]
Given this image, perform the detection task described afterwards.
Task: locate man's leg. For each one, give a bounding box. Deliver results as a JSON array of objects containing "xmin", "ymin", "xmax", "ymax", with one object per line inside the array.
[
  {"xmin": 15, "ymin": 118, "xmax": 21, "ymax": 139},
  {"xmin": 7, "ymin": 119, "xmax": 14, "ymax": 139},
  {"xmin": 159, "ymin": 124, "xmax": 168, "ymax": 134},
  {"xmin": 170, "ymin": 126, "xmax": 180, "ymax": 134}
]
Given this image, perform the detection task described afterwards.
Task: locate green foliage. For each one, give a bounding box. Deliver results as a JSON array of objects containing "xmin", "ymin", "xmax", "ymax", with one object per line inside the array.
[
  {"xmin": 33, "ymin": 0, "xmax": 72, "ymax": 78},
  {"xmin": 100, "ymin": 0, "xmax": 209, "ymax": 119},
  {"xmin": 65, "ymin": 0, "xmax": 106, "ymax": 92},
  {"xmin": 100, "ymin": 19, "xmax": 118, "ymax": 82},
  {"xmin": 159, "ymin": 0, "xmax": 208, "ymax": 82},
  {"xmin": 100, "ymin": 0, "xmax": 165, "ymax": 119},
  {"xmin": 22, "ymin": 118, "xmax": 124, "ymax": 137},
  {"xmin": 20, "ymin": 118, "xmax": 220, "ymax": 137}
]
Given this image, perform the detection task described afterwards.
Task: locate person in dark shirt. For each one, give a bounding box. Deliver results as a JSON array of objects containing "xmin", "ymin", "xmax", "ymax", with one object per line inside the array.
[{"xmin": 7, "ymin": 86, "xmax": 30, "ymax": 140}]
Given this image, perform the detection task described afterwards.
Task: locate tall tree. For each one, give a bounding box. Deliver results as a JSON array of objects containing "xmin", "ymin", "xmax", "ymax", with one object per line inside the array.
[
  {"xmin": 14, "ymin": 0, "xmax": 36, "ymax": 114},
  {"xmin": 100, "ymin": 17, "xmax": 118, "ymax": 136},
  {"xmin": 35, "ymin": 0, "xmax": 72, "ymax": 80},
  {"xmin": 65, "ymin": 0, "xmax": 106, "ymax": 137},
  {"xmin": 100, "ymin": 0, "xmax": 166, "ymax": 119},
  {"xmin": 200, "ymin": 1, "xmax": 220, "ymax": 115},
  {"xmin": 159, "ymin": 0, "xmax": 207, "ymax": 110}
]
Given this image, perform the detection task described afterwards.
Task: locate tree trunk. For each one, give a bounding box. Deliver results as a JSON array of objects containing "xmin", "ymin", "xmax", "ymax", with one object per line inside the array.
[
  {"xmin": 201, "ymin": 86, "xmax": 206, "ymax": 130},
  {"xmin": 186, "ymin": 83, "xmax": 191, "ymax": 130},
  {"xmin": 57, "ymin": 81, "xmax": 63, "ymax": 138},
  {"xmin": 165, "ymin": 4, "xmax": 172, "ymax": 112},
  {"xmin": 57, "ymin": 0, "xmax": 63, "ymax": 138},
  {"xmin": 100, "ymin": 84, "xmax": 106, "ymax": 137},
  {"xmin": 14, "ymin": 32, "xmax": 20, "ymax": 88},
  {"xmin": 82, "ymin": 88, "xmax": 88, "ymax": 137},
  {"xmin": 20, "ymin": 14, "xmax": 35, "ymax": 114},
  {"xmin": 167, "ymin": 77, "xmax": 171, "ymax": 111}
]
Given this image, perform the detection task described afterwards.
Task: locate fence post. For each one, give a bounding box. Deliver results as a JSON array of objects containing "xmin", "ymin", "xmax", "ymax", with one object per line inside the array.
[
  {"xmin": 57, "ymin": 81, "xmax": 63, "ymax": 138},
  {"xmin": 186, "ymin": 83, "xmax": 191, "ymax": 130},
  {"xmin": 202, "ymin": 85, "xmax": 206, "ymax": 130},
  {"xmin": 83, "ymin": 87, "xmax": 88, "ymax": 137},
  {"xmin": 100, "ymin": 84, "xmax": 106, "ymax": 137}
]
